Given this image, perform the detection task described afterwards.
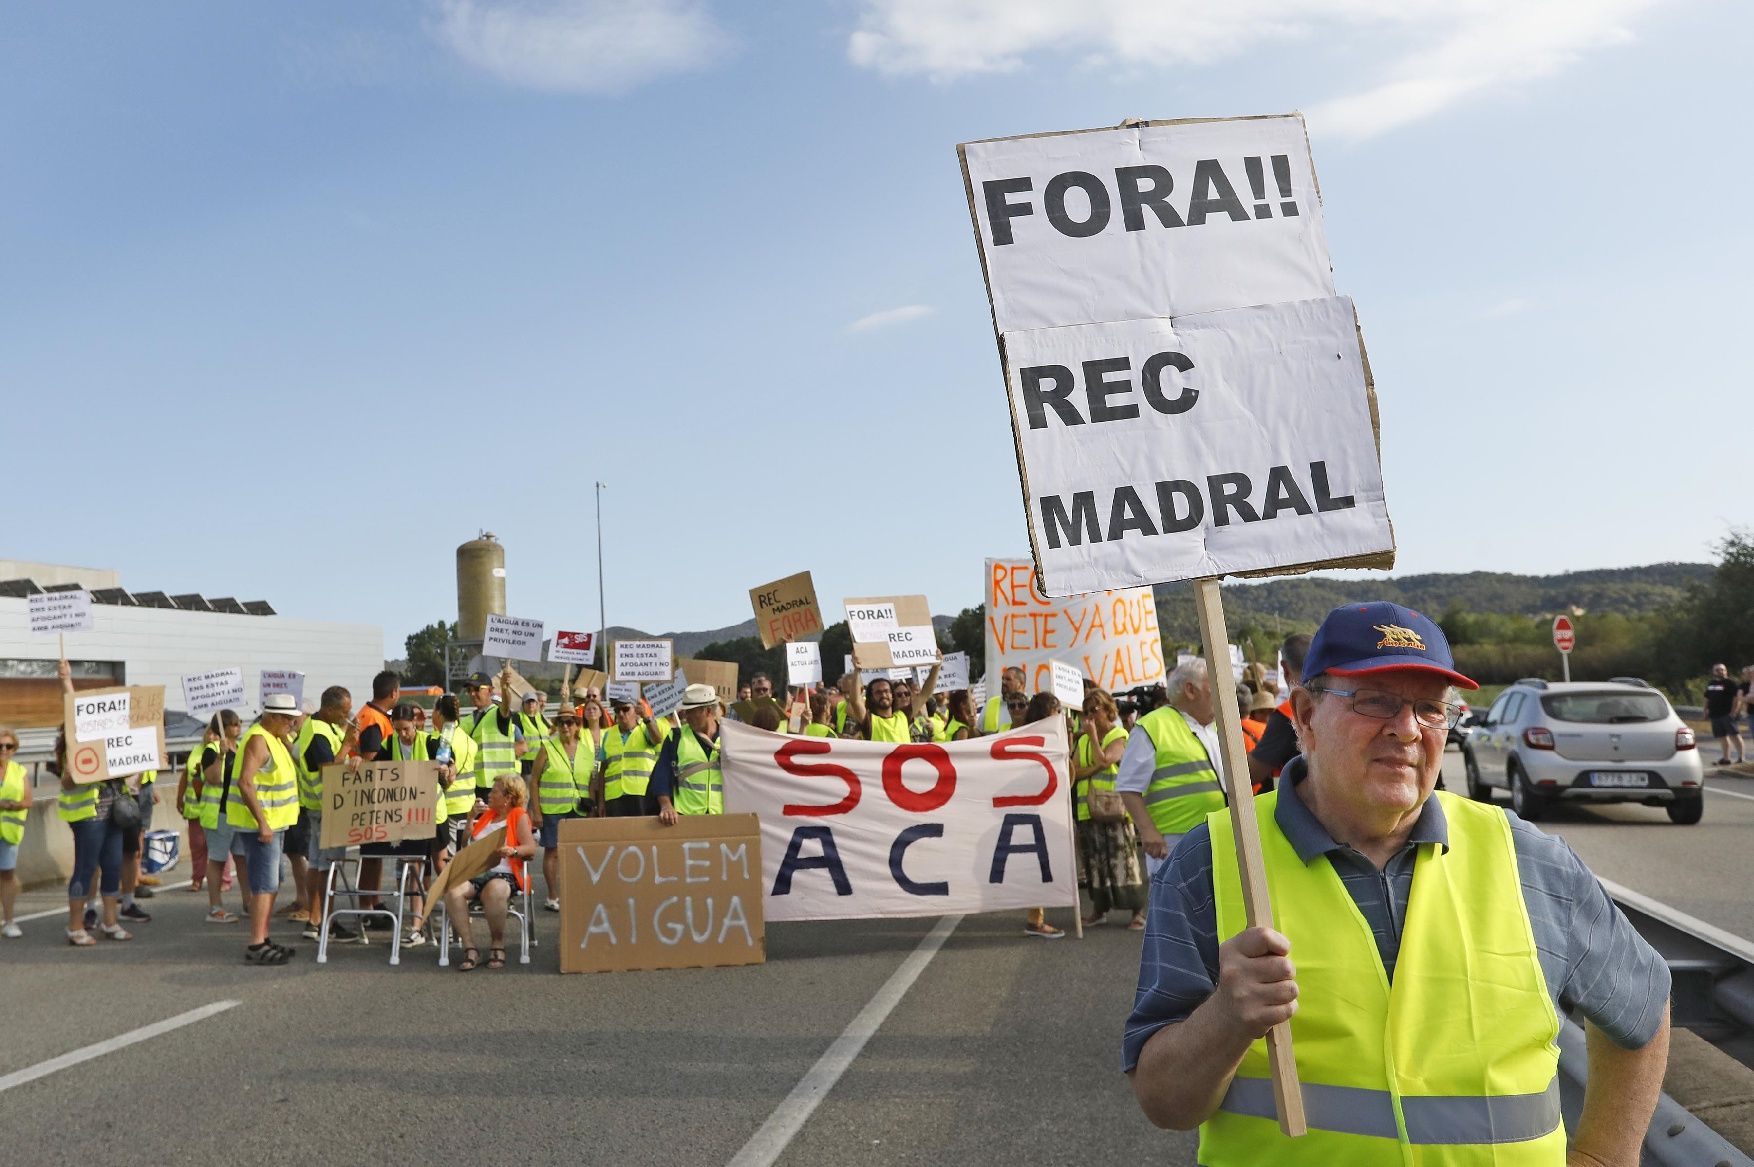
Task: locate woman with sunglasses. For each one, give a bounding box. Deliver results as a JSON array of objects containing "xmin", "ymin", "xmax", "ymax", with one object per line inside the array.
[
  {"xmin": 0, "ymin": 729, "xmax": 27, "ymax": 937},
  {"xmin": 529, "ymin": 709, "xmax": 592, "ymax": 910}
]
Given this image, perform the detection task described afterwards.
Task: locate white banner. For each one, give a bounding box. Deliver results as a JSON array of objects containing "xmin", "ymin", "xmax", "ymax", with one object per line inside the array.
[
  {"xmin": 29, "ymin": 589, "xmax": 93, "ymax": 635},
  {"xmin": 259, "ymin": 669, "xmax": 305, "ymax": 708},
  {"xmin": 985, "ymin": 558, "xmax": 1164, "ymax": 696},
  {"xmin": 1004, "ymin": 298, "xmax": 1391, "ymax": 595},
  {"xmin": 183, "ymin": 668, "xmax": 246, "ymax": 718},
  {"xmin": 549, "ymin": 629, "xmax": 597, "ymax": 665},
  {"xmin": 786, "ymin": 642, "xmax": 822, "ymax": 687},
  {"xmin": 484, "ymin": 614, "xmax": 545, "ymax": 661},
  {"xmin": 960, "ymin": 116, "xmax": 1333, "ymax": 334},
  {"xmin": 613, "ymin": 639, "xmax": 674, "ymax": 682},
  {"xmin": 722, "ymin": 718, "xmax": 1077, "ymax": 922}
]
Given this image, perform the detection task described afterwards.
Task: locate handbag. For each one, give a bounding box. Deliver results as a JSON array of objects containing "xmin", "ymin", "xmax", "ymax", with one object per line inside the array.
[
  {"xmin": 108, "ymin": 782, "xmax": 142, "ymax": 831},
  {"xmin": 1087, "ymin": 785, "xmax": 1128, "ymax": 824}
]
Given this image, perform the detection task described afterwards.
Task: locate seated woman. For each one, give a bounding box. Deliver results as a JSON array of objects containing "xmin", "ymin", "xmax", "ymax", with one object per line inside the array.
[{"xmin": 445, "ymin": 774, "xmax": 536, "ymax": 971}]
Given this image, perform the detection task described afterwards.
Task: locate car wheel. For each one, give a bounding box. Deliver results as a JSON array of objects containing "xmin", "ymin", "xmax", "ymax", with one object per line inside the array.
[
  {"xmin": 1463, "ymin": 751, "xmax": 1492, "ymax": 802},
  {"xmin": 1509, "ymin": 763, "xmax": 1547, "ymax": 821},
  {"xmin": 1666, "ymin": 797, "xmax": 1704, "ymax": 825}
]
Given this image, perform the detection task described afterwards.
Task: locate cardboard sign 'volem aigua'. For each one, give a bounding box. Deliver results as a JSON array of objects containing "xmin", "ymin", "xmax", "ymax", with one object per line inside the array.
[
  {"xmin": 63, "ymin": 685, "xmax": 167, "ymax": 783},
  {"xmin": 557, "ymin": 815, "xmax": 765, "ymax": 974},
  {"xmin": 317, "ymin": 760, "xmax": 443, "ymax": 850}
]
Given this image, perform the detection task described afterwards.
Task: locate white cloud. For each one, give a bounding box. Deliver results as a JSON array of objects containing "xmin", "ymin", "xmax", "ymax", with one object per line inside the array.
[
  {"xmin": 848, "ymin": 0, "xmax": 1664, "ymax": 138},
  {"xmin": 847, "ymin": 304, "xmax": 935, "ymax": 333},
  {"xmin": 434, "ymin": 0, "xmax": 730, "ymax": 94}
]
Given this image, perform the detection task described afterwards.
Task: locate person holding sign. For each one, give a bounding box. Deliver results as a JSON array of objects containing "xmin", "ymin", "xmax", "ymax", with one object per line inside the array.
[
  {"xmin": 444, "ymin": 775, "xmax": 536, "ymax": 972},
  {"xmin": 653, "ymin": 684, "xmax": 724, "ymax": 823},
  {"xmin": 228, "ymin": 693, "xmax": 304, "ymax": 965},
  {"xmin": 1072, "ymin": 689, "xmax": 1144, "ymax": 930},
  {"xmin": 530, "ymin": 708, "xmax": 593, "ymax": 911},
  {"xmin": 53, "ymin": 661, "xmax": 133, "ymax": 945},
  {"xmin": 466, "ymin": 668, "xmax": 524, "ymax": 802},
  {"xmin": 0, "ymin": 728, "xmax": 27, "ymax": 938},
  {"xmin": 374, "ymin": 703, "xmax": 455, "ymax": 947},
  {"xmin": 845, "ymin": 665, "xmax": 940, "ymax": 744},
  {"xmin": 430, "ymin": 695, "xmax": 480, "ymax": 860},
  {"xmin": 194, "ymin": 709, "xmax": 247, "ymax": 922},
  {"xmin": 1115, "ymin": 657, "xmax": 1222, "ymax": 878},
  {"xmin": 1125, "ymin": 603, "xmax": 1671, "ymax": 1163},
  {"xmin": 598, "ymin": 697, "xmax": 667, "ymax": 818},
  {"xmin": 294, "ymin": 687, "xmax": 357, "ymax": 942}
]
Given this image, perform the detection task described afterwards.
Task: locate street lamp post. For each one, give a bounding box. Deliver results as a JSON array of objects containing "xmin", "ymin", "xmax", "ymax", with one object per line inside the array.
[{"xmin": 595, "ymin": 481, "xmax": 607, "ymax": 674}]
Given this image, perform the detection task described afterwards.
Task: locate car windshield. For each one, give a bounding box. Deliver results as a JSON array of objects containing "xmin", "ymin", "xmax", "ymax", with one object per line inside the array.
[{"xmin": 1540, "ymin": 692, "xmax": 1670, "ymax": 724}]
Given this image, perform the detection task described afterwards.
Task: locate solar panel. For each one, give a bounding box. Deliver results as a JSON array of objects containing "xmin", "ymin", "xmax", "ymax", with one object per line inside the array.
[
  {"xmin": 170, "ymin": 593, "xmax": 212, "ymax": 612},
  {"xmin": 208, "ymin": 597, "xmax": 247, "ymax": 615},
  {"xmin": 242, "ymin": 600, "xmax": 276, "ymax": 616},
  {"xmin": 90, "ymin": 588, "xmax": 135, "ymax": 606},
  {"xmin": 131, "ymin": 591, "xmax": 175, "ymax": 609},
  {"xmin": 43, "ymin": 582, "xmax": 84, "ymax": 592},
  {"xmin": 0, "ymin": 578, "xmax": 42, "ymax": 598}
]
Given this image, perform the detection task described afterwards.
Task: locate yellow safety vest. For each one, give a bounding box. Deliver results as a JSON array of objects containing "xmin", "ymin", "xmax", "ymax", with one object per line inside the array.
[
  {"xmin": 671, "ymin": 726, "xmax": 722, "ymax": 816},
  {"xmin": 57, "ymin": 779, "xmax": 103, "ymax": 824},
  {"xmin": 436, "ymin": 725, "xmax": 479, "ymax": 818},
  {"xmin": 181, "ymin": 747, "xmax": 206, "ymax": 818},
  {"xmin": 0, "ymin": 760, "xmax": 27, "ymax": 845},
  {"xmin": 1136, "ymin": 707, "xmax": 1224, "ymax": 836},
  {"xmin": 979, "ymin": 694, "xmax": 1009, "ymax": 733},
  {"xmin": 226, "ymin": 724, "xmax": 300, "ymax": 831},
  {"xmin": 933, "ymin": 717, "xmax": 968, "ymax": 743},
  {"xmin": 196, "ymin": 741, "xmax": 232, "ymax": 830},
  {"xmin": 537, "ymin": 738, "xmax": 592, "ymax": 815},
  {"xmin": 293, "ymin": 717, "xmax": 344, "ymax": 813},
  {"xmin": 520, "ymin": 711, "xmax": 551, "ymax": 760},
  {"xmin": 1074, "ymin": 725, "xmax": 1128, "ymax": 822},
  {"xmin": 1204, "ymin": 790, "xmax": 1563, "ymax": 1165},
  {"xmin": 603, "ymin": 723, "xmax": 663, "ymax": 800},
  {"xmin": 868, "ymin": 711, "xmax": 911, "ymax": 744},
  {"xmin": 803, "ymin": 722, "xmax": 837, "ymax": 739},
  {"xmin": 469, "ymin": 707, "xmax": 519, "ymax": 793}
]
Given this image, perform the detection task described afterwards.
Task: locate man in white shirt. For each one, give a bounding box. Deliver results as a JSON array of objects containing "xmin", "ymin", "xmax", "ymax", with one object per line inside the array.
[{"xmin": 1116, "ymin": 657, "xmax": 1224, "ymax": 877}]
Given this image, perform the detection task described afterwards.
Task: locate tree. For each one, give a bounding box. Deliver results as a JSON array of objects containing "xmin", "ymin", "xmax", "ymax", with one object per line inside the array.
[
  {"xmin": 946, "ymin": 605, "xmax": 986, "ymax": 679},
  {"xmin": 818, "ymin": 622, "xmax": 853, "ymax": 685},
  {"xmin": 697, "ymin": 635, "xmax": 785, "ymax": 693},
  {"xmin": 403, "ymin": 620, "xmax": 452, "ymax": 686}
]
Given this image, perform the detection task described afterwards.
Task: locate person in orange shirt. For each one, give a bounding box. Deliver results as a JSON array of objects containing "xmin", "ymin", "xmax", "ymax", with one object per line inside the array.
[{"xmin": 1241, "ymin": 688, "xmax": 1274, "ymax": 752}]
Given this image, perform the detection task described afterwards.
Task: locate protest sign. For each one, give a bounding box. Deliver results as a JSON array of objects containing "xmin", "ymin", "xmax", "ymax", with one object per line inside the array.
[
  {"xmin": 750, "ymin": 571, "xmax": 823, "ymax": 648},
  {"xmin": 318, "ymin": 760, "xmax": 442, "ymax": 849},
  {"xmin": 613, "ymin": 639, "xmax": 674, "ymax": 683},
  {"xmin": 642, "ymin": 672, "xmax": 689, "ymax": 718},
  {"xmin": 549, "ymin": 630, "xmax": 597, "ymax": 665},
  {"xmin": 1051, "ymin": 661, "xmax": 1085, "ymax": 711},
  {"xmin": 672, "ymin": 658, "xmax": 738, "ymax": 707},
  {"xmin": 985, "ymin": 559, "xmax": 1164, "ymax": 696},
  {"xmin": 845, "ymin": 595, "xmax": 938, "ymax": 669},
  {"xmin": 723, "ymin": 718, "xmax": 1075, "ymax": 922},
  {"xmin": 786, "ymin": 642, "xmax": 822, "ymax": 687},
  {"xmin": 484, "ymin": 615, "xmax": 545, "ymax": 661},
  {"xmin": 971, "ymin": 679, "xmax": 988, "ymax": 708},
  {"xmin": 558, "ymin": 815, "xmax": 765, "ymax": 974},
  {"xmin": 29, "ymin": 590, "xmax": 93, "ymax": 635},
  {"xmin": 934, "ymin": 651, "xmax": 971, "ymax": 693},
  {"xmin": 63, "ymin": 686, "xmax": 166, "ymax": 783},
  {"xmin": 426, "ymin": 821, "xmax": 506, "ymax": 906},
  {"xmin": 183, "ymin": 669, "xmax": 246, "ymax": 719},
  {"xmin": 1229, "ymin": 644, "xmax": 1246, "ymax": 671},
  {"xmin": 259, "ymin": 670, "xmax": 305, "ymax": 709},
  {"xmin": 605, "ymin": 680, "xmax": 641, "ymax": 705}
]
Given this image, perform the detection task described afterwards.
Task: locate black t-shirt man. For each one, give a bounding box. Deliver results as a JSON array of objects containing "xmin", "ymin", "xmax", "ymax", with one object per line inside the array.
[{"xmin": 1705, "ymin": 676, "xmax": 1739, "ymax": 719}]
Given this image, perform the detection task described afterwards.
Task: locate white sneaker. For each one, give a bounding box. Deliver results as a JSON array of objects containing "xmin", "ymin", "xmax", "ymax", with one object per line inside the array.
[
  {"xmin": 1, "ymin": 922, "xmax": 21, "ymax": 939},
  {"xmin": 543, "ymin": 898, "xmax": 561, "ymax": 912}
]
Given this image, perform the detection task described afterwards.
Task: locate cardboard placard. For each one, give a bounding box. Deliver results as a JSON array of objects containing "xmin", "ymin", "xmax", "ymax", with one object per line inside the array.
[
  {"xmin": 568, "ymin": 669, "xmax": 609, "ymax": 700},
  {"xmin": 259, "ymin": 669, "xmax": 305, "ymax": 708},
  {"xmin": 484, "ymin": 614, "xmax": 545, "ymax": 661},
  {"xmin": 613, "ymin": 639, "xmax": 674, "ymax": 683},
  {"xmin": 558, "ymin": 814, "xmax": 765, "ymax": 974},
  {"xmin": 750, "ymin": 570, "xmax": 824, "ymax": 648},
  {"xmin": 786, "ymin": 642, "xmax": 822, "ymax": 687},
  {"xmin": 426, "ymin": 820, "xmax": 508, "ymax": 906},
  {"xmin": 672, "ymin": 658, "xmax": 738, "ymax": 707},
  {"xmin": 30, "ymin": 589, "xmax": 93, "ymax": 634},
  {"xmin": 63, "ymin": 686, "xmax": 166, "ymax": 783},
  {"xmin": 318, "ymin": 759, "xmax": 443, "ymax": 849},
  {"xmin": 183, "ymin": 668, "xmax": 246, "ymax": 719},
  {"xmin": 844, "ymin": 595, "xmax": 938, "ymax": 669},
  {"xmin": 549, "ymin": 630, "xmax": 598, "ymax": 665},
  {"xmin": 643, "ymin": 671, "xmax": 689, "ymax": 718}
]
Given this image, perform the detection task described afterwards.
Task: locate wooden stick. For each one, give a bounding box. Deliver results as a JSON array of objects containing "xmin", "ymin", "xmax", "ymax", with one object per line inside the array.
[{"xmin": 1193, "ymin": 577, "xmax": 1306, "ymax": 1137}]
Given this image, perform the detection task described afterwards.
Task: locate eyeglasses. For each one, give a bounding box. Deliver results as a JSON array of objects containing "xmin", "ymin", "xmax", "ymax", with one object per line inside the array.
[
  {"xmin": 0, "ymin": 743, "xmax": 16, "ymax": 751},
  {"xmin": 1309, "ymin": 685, "xmax": 1463, "ymax": 731}
]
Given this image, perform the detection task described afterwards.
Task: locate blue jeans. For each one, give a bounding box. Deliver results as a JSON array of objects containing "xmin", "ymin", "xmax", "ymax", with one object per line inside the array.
[
  {"xmin": 68, "ymin": 816, "xmax": 124, "ymax": 899},
  {"xmin": 235, "ymin": 830, "xmax": 285, "ymax": 894}
]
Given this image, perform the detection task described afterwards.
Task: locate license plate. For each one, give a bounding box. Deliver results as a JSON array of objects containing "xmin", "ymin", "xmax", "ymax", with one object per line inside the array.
[{"xmin": 1588, "ymin": 772, "xmax": 1650, "ymax": 788}]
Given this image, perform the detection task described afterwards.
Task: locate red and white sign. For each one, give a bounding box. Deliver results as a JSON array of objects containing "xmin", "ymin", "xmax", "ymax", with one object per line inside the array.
[
  {"xmin": 721, "ymin": 718, "xmax": 1076, "ymax": 922},
  {"xmin": 1552, "ymin": 616, "xmax": 1575, "ymax": 654},
  {"xmin": 548, "ymin": 630, "xmax": 598, "ymax": 665}
]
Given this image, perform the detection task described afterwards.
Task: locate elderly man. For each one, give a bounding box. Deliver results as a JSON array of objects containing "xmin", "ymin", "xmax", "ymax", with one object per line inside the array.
[
  {"xmin": 654, "ymin": 684, "xmax": 725, "ymax": 821},
  {"xmin": 1116, "ymin": 655, "xmax": 1224, "ymax": 877},
  {"xmin": 599, "ymin": 697, "xmax": 668, "ymax": 817},
  {"xmin": 1125, "ymin": 601, "xmax": 1670, "ymax": 1164},
  {"xmin": 229, "ymin": 693, "xmax": 305, "ymax": 965}
]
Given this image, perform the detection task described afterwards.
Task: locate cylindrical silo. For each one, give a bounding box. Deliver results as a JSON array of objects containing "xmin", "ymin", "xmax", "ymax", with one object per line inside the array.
[{"xmin": 456, "ymin": 532, "xmax": 506, "ymax": 642}]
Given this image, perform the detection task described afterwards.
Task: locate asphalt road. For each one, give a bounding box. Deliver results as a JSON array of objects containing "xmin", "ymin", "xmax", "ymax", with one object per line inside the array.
[{"xmin": 2, "ymin": 753, "xmax": 1748, "ymax": 1167}]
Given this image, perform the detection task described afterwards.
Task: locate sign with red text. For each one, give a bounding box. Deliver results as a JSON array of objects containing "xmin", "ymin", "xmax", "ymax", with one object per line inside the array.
[
  {"xmin": 845, "ymin": 594, "xmax": 939, "ymax": 669},
  {"xmin": 721, "ymin": 718, "xmax": 1075, "ymax": 922},
  {"xmin": 549, "ymin": 630, "xmax": 598, "ymax": 665},
  {"xmin": 64, "ymin": 686, "xmax": 166, "ymax": 783},
  {"xmin": 750, "ymin": 571, "xmax": 824, "ymax": 649},
  {"xmin": 985, "ymin": 558, "xmax": 1165, "ymax": 696},
  {"xmin": 1552, "ymin": 616, "xmax": 1575, "ymax": 654},
  {"xmin": 318, "ymin": 760, "xmax": 442, "ymax": 849}
]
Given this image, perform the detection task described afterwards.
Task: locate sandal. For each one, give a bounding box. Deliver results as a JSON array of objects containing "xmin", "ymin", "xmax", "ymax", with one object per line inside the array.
[
  {"xmin": 487, "ymin": 946, "xmax": 507, "ymax": 969},
  {"xmin": 244, "ymin": 942, "xmax": 290, "ymax": 966},
  {"xmin": 205, "ymin": 908, "xmax": 239, "ymax": 924},
  {"xmin": 457, "ymin": 946, "xmax": 480, "ymax": 972},
  {"xmin": 1126, "ymin": 915, "xmax": 1147, "ymax": 931},
  {"xmin": 99, "ymin": 923, "xmax": 134, "ymax": 942},
  {"xmin": 1081, "ymin": 913, "xmax": 1107, "ymax": 927},
  {"xmin": 67, "ymin": 929, "xmax": 97, "ymax": 947},
  {"xmin": 1023, "ymin": 921, "xmax": 1065, "ymax": 939}
]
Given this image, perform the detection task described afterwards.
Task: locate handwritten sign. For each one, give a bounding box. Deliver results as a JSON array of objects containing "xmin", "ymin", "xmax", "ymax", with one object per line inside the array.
[
  {"xmin": 558, "ymin": 815, "xmax": 765, "ymax": 974},
  {"xmin": 786, "ymin": 642, "xmax": 822, "ymax": 687},
  {"xmin": 935, "ymin": 651, "xmax": 970, "ymax": 692},
  {"xmin": 1051, "ymin": 660, "xmax": 1085, "ymax": 711},
  {"xmin": 750, "ymin": 571, "xmax": 824, "ymax": 648},
  {"xmin": 484, "ymin": 614, "xmax": 545, "ymax": 661},
  {"xmin": 183, "ymin": 669, "xmax": 246, "ymax": 719},
  {"xmin": 643, "ymin": 671, "xmax": 689, "ymax": 718},
  {"xmin": 259, "ymin": 670, "xmax": 305, "ymax": 709},
  {"xmin": 64, "ymin": 686, "xmax": 166, "ymax": 783},
  {"xmin": 985, "ymin": 558, "xmax": 1165, "ymax": 696},
  {"xmin": 29, "ymin": 590, "xmax": 93, "ymax": 635},
  {"xmin": 613, "ymin": 639, "xmax": 674, "ymax": 683},
  {"xmin": 844, "ymin": 601, "xmax": 899, "ymax": 642},
  {"xmin": 845, "ymin": 595, "xmax": 936, "ymax": 669},
  {"xmin": 605, "ymin": 680, "xmax": 641, "ymax": 705},
  {"xmin": 318, "ymin": 760, "xmax": 442, "ymax": 849},
  {"xmin": 549, "ymin": 629, "xmax": 598, "ymax": 665}
]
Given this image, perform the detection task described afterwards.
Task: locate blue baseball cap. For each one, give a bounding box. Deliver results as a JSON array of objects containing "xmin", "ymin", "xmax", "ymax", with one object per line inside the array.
[{"xmin": 1303, "ymin": 601, "xmax": 1478, "ymax": 690}]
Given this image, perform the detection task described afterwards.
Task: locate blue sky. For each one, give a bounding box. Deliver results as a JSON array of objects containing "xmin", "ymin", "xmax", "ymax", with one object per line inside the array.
[{"xmin": 4, "ymin": 1, "xmax": 1748, "ymax": 657}]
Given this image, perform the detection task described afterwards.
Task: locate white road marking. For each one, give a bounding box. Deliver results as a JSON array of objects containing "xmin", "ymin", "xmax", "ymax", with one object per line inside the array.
[
  {"xmin": 1598, "ymin": 877, "xmax": 1754, "ymax": 965},
  {"xmin": 728, "ymin": 915, "xmax": 962, "ymax": 1167},
  {"xmin": 12, "ymin": 880, "xmax": 192, "ymax": 923},
  {"xmin": 0, "ymin": 1000, "xmax": 239, "ymax": 1096},
  {"xmin": 1704, "ymin": 783, "xmax": 1754, "ymax": 804}
]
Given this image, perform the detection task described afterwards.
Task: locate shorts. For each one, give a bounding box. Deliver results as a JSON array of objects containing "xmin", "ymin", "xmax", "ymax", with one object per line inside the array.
[
  {"xmin": 0, "ymin": 839, "xmax": 18, "ymax": 873},
  {"xmin": 469, "ymin": 870, "xmax": 522, "ymax": 897},
  {"xmin": 306, "ymin": 811, "xmax": 346, "ymax": 870},
  {"xmin": 284, "ymin": 809, "xmax": 312, "ymax": 857},
  {"xmin": 1712, "ymin": 715, "xmax": 1738, "ymax": 738},
  {"xmin": 235, "ymin": 829, "xmax": 285, "ymax": 894},
  {"xmin": 205, "ymin": 820, "xmax": 239, "ymax": 860},
  {"xmin": 137, "ymin": 787, "xmax": 156, "ymax": 832},
  {"xmin": 537, "ymin": 810, "xmax": 577, "ymax": 848}
]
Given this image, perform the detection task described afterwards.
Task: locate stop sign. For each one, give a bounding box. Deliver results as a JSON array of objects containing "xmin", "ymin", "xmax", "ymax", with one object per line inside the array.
[{"xmin": 1552, "ymin": 616, "xmax": 1575, "ymax": 653}]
